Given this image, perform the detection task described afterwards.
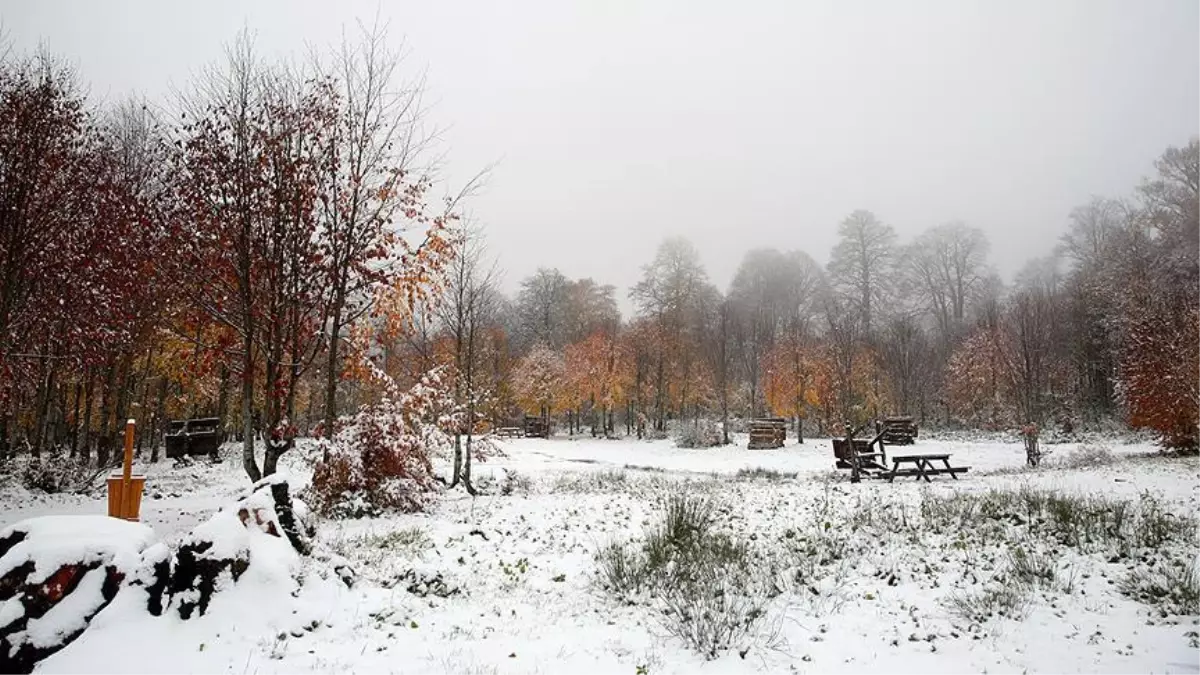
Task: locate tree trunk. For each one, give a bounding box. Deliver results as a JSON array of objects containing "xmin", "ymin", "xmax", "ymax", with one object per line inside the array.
[
  {"xmin": 323, "ymin": 297, "xmax": 344, "ymax": 439},
  {"xmin": 242, "ymin": 332, "xmax": 261, "ymax": 482},
  {"xmin": 654, "ymin": 357, "xmax": 665, "ymax": 432},
  {"xmin": 152, "ymin": 376, "xmax": 167, "ymax": 462},
  {"xmin": 463, "ymin": 317, "xmax": 477, "ymax": 496},
  {"xmin": 113, "ymin": 357, "xmax": 133, "ymax": 460},
  {"xmin": 69, "ymin": 377, "xmax": 83, "ymax": 457},
  {"xmin": 216, "ymin": 363, "xmax": 230, "ymax": 427},
  {"xmin": 31, "ymin": 354, "xmax": 53, "ymax": 457},
  {"xmin": 96, "ymin": 364, "xmax": 116, "ymax": 467},
  {"xmin": 80, "ymin": 373, "xmax": 95, "ymax": 463}
]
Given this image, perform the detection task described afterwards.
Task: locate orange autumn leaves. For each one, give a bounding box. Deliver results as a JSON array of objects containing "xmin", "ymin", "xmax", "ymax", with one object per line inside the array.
[{"xmin": 511, "ymin": 331, "xmax": 632, "ymax": 419}]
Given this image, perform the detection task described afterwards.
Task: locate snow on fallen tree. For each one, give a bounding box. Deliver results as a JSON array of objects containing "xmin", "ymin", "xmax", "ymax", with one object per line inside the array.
[
  {"xmin": 168, "ymin": 474, "xmax": 314, "ymax": 620},
  {"xmin": 0, "ymin": 516, "xmax": 156, "ymax": 674},
  {"xmin": 0, "ymin": 474, "xmax": 322, "ymax": 673}
]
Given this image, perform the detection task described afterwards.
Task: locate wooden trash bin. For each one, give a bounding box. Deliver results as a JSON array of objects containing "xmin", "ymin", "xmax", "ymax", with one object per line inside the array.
[
  {"xmin": 107, "ymin": 475, "xmax": 146, "ymax": 521},
  {"xmin": 107, "ymin": 419, "xmax": 146, "ymax": 521}
]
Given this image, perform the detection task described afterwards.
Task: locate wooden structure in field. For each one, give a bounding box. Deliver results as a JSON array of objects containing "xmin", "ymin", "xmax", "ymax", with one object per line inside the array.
[
  {"xmin": 165, "ymin": 417, "xmax": 222, "ymax": 459},
  {"xmin": 494, "ymin": 426, "xmax": 524, "ymax": 439},
  {"xmin": 107, "ymin": 420, "xmax": 145, "ymax": 521},
  {"xmin": 748, "ymin": 415, "xmax": 787, "ymax": 446},
  {"xmin": 833, "ymin": 422, "xmax": 969, "ymax": 483},
  {"xmin": 747, "ymin": 417, "xmax": 787, "ymax": 449},
  {"xmin": 885, "ymin": 454, "xmax": 969, "ymax": 482},
  {"xmin": 875, "ymin": 416, "xmax": 918, "ymax": 445},
  {"xmin": 523, "ymin": 415, "xmax": 550, "ymax": 439},
  {"xmin": 832, "ymin": 426, "xmax": 890, "ymax": 482}
]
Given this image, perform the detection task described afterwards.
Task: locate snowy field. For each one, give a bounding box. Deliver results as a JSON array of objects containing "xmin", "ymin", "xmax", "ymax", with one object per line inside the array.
[{"xmin": 4, "ymin": 434, "xmax": 1198, "ymax": 674}]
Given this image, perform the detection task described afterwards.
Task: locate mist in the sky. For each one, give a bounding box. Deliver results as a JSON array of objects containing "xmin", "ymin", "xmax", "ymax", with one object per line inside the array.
[{"xmin": 4, "ymin": 0, "xmax": 1197, "ymax": 304}]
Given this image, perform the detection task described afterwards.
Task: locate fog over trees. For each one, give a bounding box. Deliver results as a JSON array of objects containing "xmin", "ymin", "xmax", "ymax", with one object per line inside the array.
[{"xmin": 0, "ymin": 19, "xmax": 1196, "ymax": 488}]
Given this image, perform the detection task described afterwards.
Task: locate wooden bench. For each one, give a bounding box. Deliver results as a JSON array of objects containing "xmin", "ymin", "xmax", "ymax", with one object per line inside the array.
[
  {"xmin": 495, "ymin": 427, "xmax": 524, "ymax": 439},
  {"xmin": 832, "ymin": 427, "xmax": 890, "ymax": 482},
  {"xmin": 165, "ymin": 417, "xmax": 222, "ymax": 459},
  {"xmin": 886, "ymin": 454, "xmax": 970, "ymax": 483}
]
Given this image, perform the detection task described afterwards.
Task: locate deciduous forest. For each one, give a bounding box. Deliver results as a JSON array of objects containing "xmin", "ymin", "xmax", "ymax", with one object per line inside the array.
[{"xmin": 1, "ymin": 28, "xmax": 1196, "ymax": 496}]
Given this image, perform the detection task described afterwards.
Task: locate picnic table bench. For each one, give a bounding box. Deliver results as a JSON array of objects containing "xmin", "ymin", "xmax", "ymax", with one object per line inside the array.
[
  {"xmin": 886, "ymin": 453, "xmax": 970, "ymax": 483},
  {"xmin": 495, "ymin": 427, "xmax": 524, "ymax": 439}
]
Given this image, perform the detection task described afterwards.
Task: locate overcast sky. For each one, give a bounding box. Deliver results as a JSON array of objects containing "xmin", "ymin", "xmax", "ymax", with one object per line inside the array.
[{"xmin": 5, "ymin": 0, "xmax": 1197, "ymax": 308}]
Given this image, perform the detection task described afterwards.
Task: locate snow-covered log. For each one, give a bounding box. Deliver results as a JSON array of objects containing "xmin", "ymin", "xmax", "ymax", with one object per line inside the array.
[{"xmin": 0, "ymin": 516, "xmax": 155, "ymax": 674}]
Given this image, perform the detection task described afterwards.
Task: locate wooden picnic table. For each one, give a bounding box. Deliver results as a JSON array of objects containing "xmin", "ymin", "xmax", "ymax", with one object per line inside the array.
[{"xmin": 887, "ymin": 453, "xmax": 970, "ymax": 483}]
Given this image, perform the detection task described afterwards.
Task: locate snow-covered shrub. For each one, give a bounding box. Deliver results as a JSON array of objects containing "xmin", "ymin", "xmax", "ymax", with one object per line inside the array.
[
  {"xmin": 1007, "ymin": 546, "xmax": 1059, "ymax": 588},
  {"xmin": 1057, "ymin": 443, "xmax": 1115, "ymax": 469},
  {"xmin": 735, "ymin": 467, "xmax": 797, "ymax": 481},
  {"xmin": 1118, "ymin": 557, "xmax": 1199, "ymax": 616},
  {"xmin": 645, "ymin": 427, "xmax": 669, "ymax": 440},
  {"xmin": 673, "ymin": 420, "xmax": 724, "ymax": 448},
  {"xmin": 552, "ymin": 469, "xmax": 631, "ymax": 493},
  {"xmin": 500, "ymin": 468, "xmax": 531, "ymax": 496},
  {"xmin": 945, "ymin": 583, "xmax": 1031, "ymax": 624},
  {"xmin": 11, "ymin": 451, "xmax": 103, "ymax": 494},
  {"xmin": 595, "ymin": 493, "xmax": 772, "ymax": 659},
  {"xmin": 310, "ymin": 366, "xmax": 453, "ymax": 518}
]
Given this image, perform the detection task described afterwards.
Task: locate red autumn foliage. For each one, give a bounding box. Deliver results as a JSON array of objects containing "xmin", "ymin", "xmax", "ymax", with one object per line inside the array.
[
  {"xmin": 309, "ymin": 366, "xmax": 453, "ymax": 517},
  {"xmin": 1120, "ymin": 303, "xmax": 1199, "ymax": 451}
]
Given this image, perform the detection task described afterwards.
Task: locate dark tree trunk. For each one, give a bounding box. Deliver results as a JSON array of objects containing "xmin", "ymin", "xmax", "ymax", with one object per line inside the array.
[
  {"xmin": 69, "ymin": 377, "xmax": 83, "ymax": 457},
  {"xmin": 80, "ymin": 373, "xmax": 95, "ymax": 463},
  {"xmin": 242, "ymin": 332, "xmax": 261, "ymax": 482},
  {"xmin": 31, "ymin": 355, "xmax": 56, "ymax": 457},
  {"xmin": 152, "ymin": 376, "xmax": 167, "ymax": 463},
  {"xmin": 96, "ymin": 364, "xmax": 116, "ymax": 467},
  {"xmin": 323, "ymin": 297, "xmax": 344, "ymax": 440},
  {"xmin": 216, "ymin": 365, "xmax": 230, "ymax": 438}
]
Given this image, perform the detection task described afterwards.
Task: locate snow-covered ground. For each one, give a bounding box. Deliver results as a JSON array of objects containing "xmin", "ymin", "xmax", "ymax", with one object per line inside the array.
[{"xmin": 4, "ymin": 435, "xmax": 1197, "ymax": 674}]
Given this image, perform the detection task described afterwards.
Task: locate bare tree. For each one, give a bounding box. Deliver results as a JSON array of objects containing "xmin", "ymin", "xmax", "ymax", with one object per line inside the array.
[
  {"xmin": 631, "ymin": 237, "xmax": 709, "ymax": 430},
  {"xmin": 177, "ymin": 35, "xmax": 266, "ymax": 481},
  {"xmin": 515, "ymin": 268, "xmax": 571, "ymax": 351},
  {"xmin": 827, "ymin": 210, "xmax": 896, "ymax": 338},
  {"xmin": 728, "ymin": 249, "xmax": 791, "ymax": 417},
  {"xmin": 905, "ymin": 222, "xmax": 990, "ymax": 344},
  {"xmin": 314, "ymin": 17, "xmax": 436, "ymax": 440},
  {"xmin": 563, "ymin": 278, "xmax": 620, "ymax": 343},
  {"xmin": 436, "ymin": 222, "xmax": 499, "ymax": 493},
  {"xmin": 704, "ymin": 296, "xmax": 733, "ymax": 444},
  {"xmin": 823, "ymin": 297, "xmax": 863, "ymax": 428},
  {"xmin": 879, "ymin": 315, "xmax": 931, "ymax": 421},
  {"xmin": 178, "ymin": 35, "xmax": 330, "ymax": 480}
]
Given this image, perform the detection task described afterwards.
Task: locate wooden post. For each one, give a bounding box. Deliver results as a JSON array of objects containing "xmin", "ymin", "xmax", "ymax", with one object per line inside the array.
[
  {"xmin": 846, "ymin": 422, "xmax": 860, "ymax": 484},
  {"xmin": 105, "ymin": 418, "xmax": 144, "ymax": 520},
  {"xmin": 121, "ymin": 419, "xmax": 135, "ymax": 518}
]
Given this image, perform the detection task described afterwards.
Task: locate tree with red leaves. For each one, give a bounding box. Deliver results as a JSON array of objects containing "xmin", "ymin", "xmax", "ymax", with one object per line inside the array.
[
  {"xmin": 1120, "ymin": 302, "xmax": 1199, "ymax": 451},
  {"xmin": 177, "ymin": 38, "xmax": 334, "ymax": 480}
]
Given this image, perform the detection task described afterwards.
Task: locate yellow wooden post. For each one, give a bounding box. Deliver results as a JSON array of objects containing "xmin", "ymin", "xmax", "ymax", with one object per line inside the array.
[
  {"xmin": 106, "ymin": 419, "xmax": 145, "ymax": 520},
  {"xmin": 121, "ymin": 420, "xmax": 135, "ymax": 518}
]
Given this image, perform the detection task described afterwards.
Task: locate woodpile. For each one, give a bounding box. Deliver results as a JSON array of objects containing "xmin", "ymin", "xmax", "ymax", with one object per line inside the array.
[
  {"xmin": 523, "ymin": 416, "xmax": 550, "ymax": 439},
  {"xmin": 876, "ymin": 416, "xmax": 918, "ymax": 445},
  {"xmin": 747, "ymin": 417, "xmax": 786, "ymax": 449}
]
